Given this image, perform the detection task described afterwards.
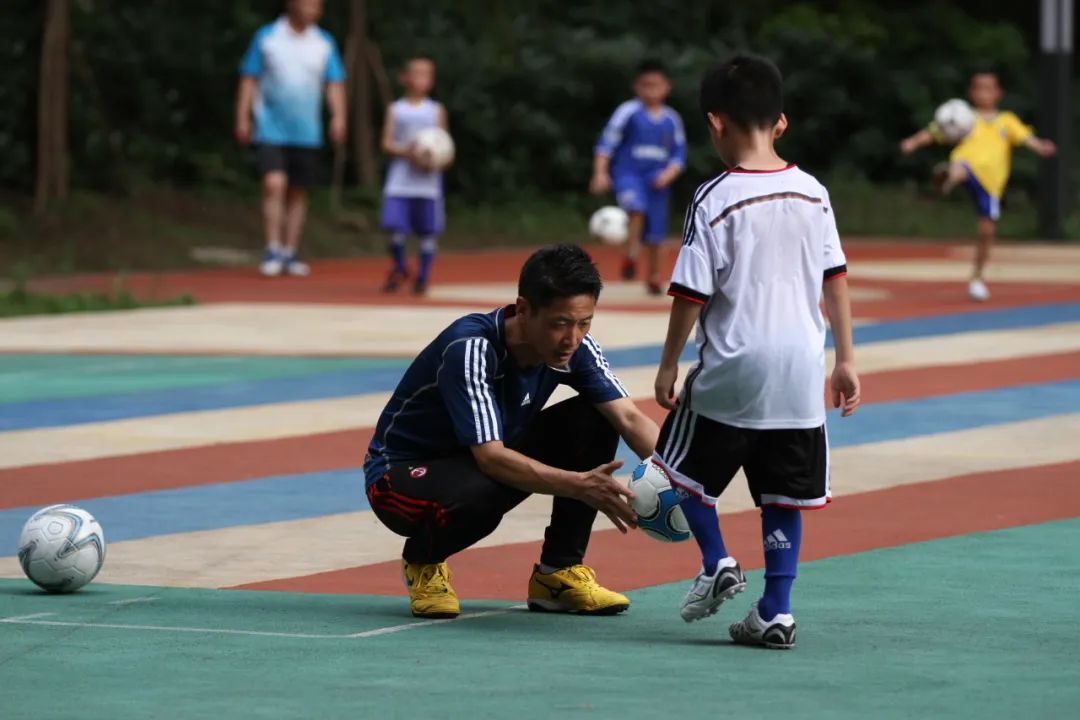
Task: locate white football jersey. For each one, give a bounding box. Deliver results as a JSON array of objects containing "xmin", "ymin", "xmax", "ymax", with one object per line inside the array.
[{"xmin": 668, "ymin": 165, "xmax": 847, "ymax": 430}]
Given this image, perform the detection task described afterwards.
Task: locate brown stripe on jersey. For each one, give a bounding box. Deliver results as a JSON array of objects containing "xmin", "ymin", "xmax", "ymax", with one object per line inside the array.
[{"xmin": 709, "ymin": 192, "xmax": 823, "ymax": 226}]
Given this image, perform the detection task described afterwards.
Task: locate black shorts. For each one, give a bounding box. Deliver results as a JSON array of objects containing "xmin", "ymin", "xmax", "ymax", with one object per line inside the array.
[
  {"xmin": 654, "ymin": 404, "xmax": 830, "ymax": 510},
  {"xmin": 256, "ymin": 144, "xmax": 322, "ymax": 188}
]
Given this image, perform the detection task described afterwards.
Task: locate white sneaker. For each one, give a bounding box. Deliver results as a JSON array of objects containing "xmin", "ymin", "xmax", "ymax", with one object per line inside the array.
[
  {"xmin": 968, "ymin": 278, "xmax": 990, "ymax": 302},
  {"xmin": 729, "ymin": 602, "xmax": 796, "ymax": 649},
  {"xmin": 283, "ymin": 254, "xmax": 310, "ymax": 277},
  {"xmin": 680, "ymin": 557, "xmax": 746, "ymax": 623},
  {"xmin": 259, "ymin": 249, "xmax": 284, "ymax": 277}
]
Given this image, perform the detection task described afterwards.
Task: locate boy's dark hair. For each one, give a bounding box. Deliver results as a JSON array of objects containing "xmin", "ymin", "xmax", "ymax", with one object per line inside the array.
[
  {"xmin": 969, "ymin": 67, "xmax": 1000, "ymax": 83},
  {"xmin": 636, "ymin": 58, "xmax": 668, "ymax": 78},
  {"xmin": 404, "ymin": 55, "xmax": 435, "ymax": 69},
  {"xmin": 518, "ymin": 244, "xmax": 602, "ymax": 310},
  {"xmin": 699, "ymin": 54, "xmax": 783, "ymax": 130}
]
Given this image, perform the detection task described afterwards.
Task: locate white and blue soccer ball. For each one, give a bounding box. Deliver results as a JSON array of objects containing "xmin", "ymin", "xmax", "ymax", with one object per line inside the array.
[
  {"xmin": 628, "ymin": 459, "xmax": 691, "ymax": 543},
  {"xmin": 934, "ymin": 98, "xmax": 976, "ymax": 142},
  {"xmin": 18, "ymin": 504, "xmax": 106, "ymax": 593},
  {"xmin": 589, "ymin": 206, "xmax": 629, "ymax": 246}
]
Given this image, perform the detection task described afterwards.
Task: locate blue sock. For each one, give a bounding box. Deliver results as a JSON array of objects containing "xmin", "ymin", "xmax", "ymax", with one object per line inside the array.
[
  {"xmin": 389, "ymin": 233, "xmax": 407, "ymax": 274},
  {"xmin": 418, "ymin": 236, "xmax": 437, "ymax": 283},
  {"xmin": 678, "ymin": 496, "xmax": 726, "ymax": 575},
  {"xmin": 759, "ymin": 506, "xmax": 802, "ymax": 620}
]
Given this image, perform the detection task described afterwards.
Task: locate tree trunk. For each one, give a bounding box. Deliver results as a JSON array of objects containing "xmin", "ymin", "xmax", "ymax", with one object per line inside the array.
[
  {"xmin": 350, "ymin": 0, "xmax": 377, "ymax": 188},
  {"xmin": 35, "ymin": 0, "xmax": 70, "ymax": 213}
]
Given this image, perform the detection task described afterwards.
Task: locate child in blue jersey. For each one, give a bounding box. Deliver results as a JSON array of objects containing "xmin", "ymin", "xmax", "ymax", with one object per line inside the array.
[
  {"xmin": 380, "ymin": 56, "xmax": 449, "ymax": 296},
  {"xmin": 590, "ymin": 59, "xmax": 687, "ymax": 295},
  {"xmin": 236, "ymin": 0, "xmax": 346, "ymax": 278}
]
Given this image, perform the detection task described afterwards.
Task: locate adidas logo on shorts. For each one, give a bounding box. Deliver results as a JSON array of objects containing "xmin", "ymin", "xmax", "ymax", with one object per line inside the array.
[{"xmin": 763, "ymin": 529, "xmax": 792, "ymax": 552}]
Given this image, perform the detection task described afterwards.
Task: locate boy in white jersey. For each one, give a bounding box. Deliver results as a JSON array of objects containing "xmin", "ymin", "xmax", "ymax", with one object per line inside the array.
[
  {"xmin": 380, "ymin": 56, "xmax": 448, "ymax": 295},
  {"xmin": 653, "ymin": 56, "xmax": 861, "ymax": 649}
]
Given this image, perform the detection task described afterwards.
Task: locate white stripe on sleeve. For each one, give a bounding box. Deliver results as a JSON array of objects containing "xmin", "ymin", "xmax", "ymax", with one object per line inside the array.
[{"xmin": 583, "ymin": 335, "xmax": 629, "ymax": 397}]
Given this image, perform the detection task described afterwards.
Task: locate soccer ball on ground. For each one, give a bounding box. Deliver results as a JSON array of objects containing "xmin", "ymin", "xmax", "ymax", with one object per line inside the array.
[
  {"xmin": 413, "ymin": 126, "xmax": 455, "ymax": 170},
  {"xmin": 933, "ymin": 98, "xmax": 976, "ymax": 142},
  {"xmin": 588, "ymin": 206, "xmax": 629, "ymax": 246},
  {"xmin": 18, "ymin": 504, "xmax": 106, "ymax": 593},
  {"xmin": 628, "ymin": 459, "xmax": 691, "ymax": 543}
]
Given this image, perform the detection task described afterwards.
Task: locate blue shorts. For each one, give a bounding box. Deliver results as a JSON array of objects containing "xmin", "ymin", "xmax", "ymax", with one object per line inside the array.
[
  {"xmin": 380, "ymin": 197, "xmax": 445, "ymax": 236},
  {"xmin": 613, "ymin": 173, "xmax": 670, "ymax": 244},
  {"xmin": 961, "ymin": 164, "xmax": 1000, "ymax": 221}
]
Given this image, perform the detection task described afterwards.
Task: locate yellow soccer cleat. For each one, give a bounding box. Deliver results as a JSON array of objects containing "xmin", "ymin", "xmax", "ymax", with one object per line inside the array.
[
  {"xmin": 527, "ymin": 564, "xmax": 630, "ymax": 615},
  {"xmin": 402, "ymin": 560, "xmax": 460, "ymax": 619}
]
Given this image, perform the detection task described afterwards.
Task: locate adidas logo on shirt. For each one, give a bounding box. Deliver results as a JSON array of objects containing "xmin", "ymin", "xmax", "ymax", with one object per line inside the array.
[
  {"xmin": 521, "ymin": 393, "xmax": 531, "ymax": 407},
  {"xmin": 764, "ymin": 529, "xmax": 792, "ymax": 552}
]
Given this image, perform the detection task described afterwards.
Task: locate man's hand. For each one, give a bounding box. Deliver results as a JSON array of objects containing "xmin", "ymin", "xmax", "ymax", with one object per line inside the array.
[
  {"xmin": 654, "ymin": 362, "xmax": 679, "ymax": 410},
  {"xmin": 329, "ymin": 115, "xmax": 346, "ymax": 146},
  {"xmin": 235, "ymin": 118, "xmax": 252, "ymax": 146},
  {"xmin": 573, "ymin": 460, "xmax": 638, "ymax": 533},
  {"xmin": 652, "ymin": 165, "xmax": 680, "ymax": 189},
  {"xmin": 589, "ymin": 171, "xmax": 612, "ymax": 195},
  {"xmin": 830, "ymin": 361, "xmax": 861, "ymax": 417}
]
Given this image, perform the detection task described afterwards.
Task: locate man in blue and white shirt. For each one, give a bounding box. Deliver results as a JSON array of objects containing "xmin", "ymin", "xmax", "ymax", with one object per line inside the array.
[
  {"xmin": 364, "ymin": 245, "xmax": 660, "ymax": 619},
  {"xmin": 235, "ymin": 0, "xmax": 345, "ymax": 277}
]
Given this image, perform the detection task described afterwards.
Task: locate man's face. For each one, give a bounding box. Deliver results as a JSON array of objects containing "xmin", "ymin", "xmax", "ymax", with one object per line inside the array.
[
  {"xmin": 968, "ymin": 73, "xmax": 1002, "ymax": 111},
  {"xmin": 519, "ymin": 294, "xmax": 596, "ymax": 368},
  {"xmin": 634, "ymin": 72, "xmax": 671, "ymax": 106},
  {"xmin": 289, "ymin": 0, "xmax": 323, "ymax": 26}
]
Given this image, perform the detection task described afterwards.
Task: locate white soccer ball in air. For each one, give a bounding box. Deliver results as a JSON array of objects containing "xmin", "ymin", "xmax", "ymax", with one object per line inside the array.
[
  {"xmin": 628, "ymin": 459, "xmax": 691, "ymax": 543},
  {"xmin": 18, "ymin": 504, "xmax": 106, "ymax": 593},
  {"xmin": 934, "ymin": 98, "xmax": 976, "ymax": 142},
  {"xmin": 589, "ymin": 205, "xmax": 629, "ymax": 246},
  {"xmin": 413, "ymin": 126, "xmax": 455, "ymax": 170}
]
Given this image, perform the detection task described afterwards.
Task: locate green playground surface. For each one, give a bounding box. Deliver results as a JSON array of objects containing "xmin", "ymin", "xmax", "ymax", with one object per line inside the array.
[{"xmin": 2, "ymin": 519, "xmax": 1079, "ymax": 719}]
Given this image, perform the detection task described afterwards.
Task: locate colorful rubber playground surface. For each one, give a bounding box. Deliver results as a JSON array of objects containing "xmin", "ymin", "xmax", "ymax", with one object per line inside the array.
[{"xmin": 1, "ymin": 241, "xmax": 1079, "ymax": 717}]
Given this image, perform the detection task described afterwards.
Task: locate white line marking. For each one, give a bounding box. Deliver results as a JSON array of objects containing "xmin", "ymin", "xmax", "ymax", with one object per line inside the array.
[
  {"xmin": 347, "ymin": 604, "xmax": 527, "ymax": 638},
  {"xmin": 0, "ymin": 612, "xmax": 55, "ymax": 623},
  {"xmin": 0, "ymin": 605, "xmax": 527, "ymax": 640},
  {"xmin": 107, "ymin": 596, "xmax": 159, "ymax": 606}
]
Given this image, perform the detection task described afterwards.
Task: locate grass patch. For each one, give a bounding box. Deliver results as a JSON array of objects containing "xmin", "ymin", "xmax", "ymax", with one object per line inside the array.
[
  {"xmin": 0, "ymin": 178, "xmax": 1075, "ymax": 277},
  {"xmin": 0, "ymin": 267, "xmax": 194, "ymax": 318}
]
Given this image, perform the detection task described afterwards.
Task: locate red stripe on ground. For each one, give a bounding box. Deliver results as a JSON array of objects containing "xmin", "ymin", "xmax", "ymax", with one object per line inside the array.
[
  {"xmin": 232, "ymin": 461, "xmax": 1080, "ymax": 598},
  {"xmin": 2, "ymin": 350, "xmax": 1077, "ymax": 509}
]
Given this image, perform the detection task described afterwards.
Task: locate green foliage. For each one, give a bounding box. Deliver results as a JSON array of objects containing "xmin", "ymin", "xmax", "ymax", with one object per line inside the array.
[
  {"xmin": 0, "ymin": 0, "xmax": 1074, "ymax": 209},
  {"xmin": 0, "ymin": 266, "xmax": 194, "ymax": 318}
]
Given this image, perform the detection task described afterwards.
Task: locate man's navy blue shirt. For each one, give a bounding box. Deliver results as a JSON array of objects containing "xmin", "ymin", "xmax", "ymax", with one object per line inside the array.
[{"xmin": 364, "ymin": 305, "xmax": 629, "ymax": 487}]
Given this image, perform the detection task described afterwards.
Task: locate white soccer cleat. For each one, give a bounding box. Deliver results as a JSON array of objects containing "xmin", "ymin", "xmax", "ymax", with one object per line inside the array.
[
  {"xmin": 283, "ymin": 255, "xmax": 310, "ymax": 277},
  {"xmin": 729, "ymin": 601, "xmax": 796, "ymax": 649},
  {"xmin": 259, "ymin": 249, "xmax": 284, "ymax": 277},
  {"xmin": 968, "ymin": 278, "xmax": 990, "ymax": 302},
  {"xmin": 680, "ymin": 557, "xmax": 746, "ymax": 623}
]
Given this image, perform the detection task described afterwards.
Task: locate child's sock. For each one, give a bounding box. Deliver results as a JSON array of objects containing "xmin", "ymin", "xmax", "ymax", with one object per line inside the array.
[
  {"xmin": 389, "ymin": 233, "xmax": 407, "ymax": 274},
  {"xmin": 759, "ymin": 505, "xmax": 802, "ymax": 620},
  {"xmin": 678, "ymin": 496, "xmax": 727, "ymax": 575},
  {"xmin": 418, "ymin": 236, "xmax": 438, "ymax": 283}
]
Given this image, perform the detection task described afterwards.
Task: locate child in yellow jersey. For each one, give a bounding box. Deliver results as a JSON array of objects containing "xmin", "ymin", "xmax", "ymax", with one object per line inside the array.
[{"xmin": 900, "ymin": 71, "xmax": 1056, "ymax": 301}]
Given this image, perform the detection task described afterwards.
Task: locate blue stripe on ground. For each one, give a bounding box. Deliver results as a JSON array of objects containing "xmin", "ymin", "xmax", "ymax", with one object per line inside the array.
[
  {"xmin": 2, "ymin": 302, "xmax": 1077, "ymax": 431},
  {"xmin": 1, "ymin": 379, "xmax": 1077, "ymax": 545}
]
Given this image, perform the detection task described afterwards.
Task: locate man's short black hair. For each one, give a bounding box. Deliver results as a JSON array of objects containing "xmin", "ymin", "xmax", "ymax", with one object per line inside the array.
[
  {"xmin": 518, "ymin": 244, "xmax": 602, "ymax": 310},
  {"xmin": 636, "ymin": 59, "xmax": 668, "ymax": 78},
  {"xmin": 699, "ymin": 54, "xmax": 783, "ymax": 130}
]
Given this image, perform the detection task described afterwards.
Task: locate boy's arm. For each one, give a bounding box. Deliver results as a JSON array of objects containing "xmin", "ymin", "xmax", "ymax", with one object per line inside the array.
[
  {"xmin": 326, "ymin": 81, "xmax": 346, "ymax": 146},
  {"xmin": 899, "ymin": 128, "xmax": 934, "ymax": 154},
  {"xmin": 591, "ymin": 104, "xmax": 631, "ymax": 194},
  {"xmin": 654, "ymin": 298, "xmax": 701, "ymax": 410},
  {"xmin": 590, "ymin": 152, "xmax": 613, "ymax": 194},
  {"xmin": 437, "ymin": 103, "xmax": 449, "ymax": 131},
  {"xmin": 379, "ymin": 105, "xmax": 409, "ymax": 158},
  {"xmin": 1023, "ymin": 135, "xmax": 1057, "ymax": 157},
  {"xmin": 653, "ymin": 112, "xmax": 687, "ymax": 189},
  {"xmin": 823, "ymin": 276, "xmax": 860, "ymax": 417},
  {"xmin": 234, "ymin": 76, "xmax": 256, "ymax": 145}
]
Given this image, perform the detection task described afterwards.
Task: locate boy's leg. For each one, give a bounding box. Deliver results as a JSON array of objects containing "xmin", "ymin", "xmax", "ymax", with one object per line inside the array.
[
  {"xmin": 613, "ymin": 174, "xmax": 647, "ymax": 279},
  {"xmin": 412, "ymin": 197, "xmax": 445, "ymax": 295},
  {"xmin": 642, "ymin": 187, "xmax": 670, "ymax": 294},
  {"xmin": 379, "ymin": 197, "xmax": 410, "ymax": 291},
  {"xmin": 957, "ymin": 166, "xmax": 1000, "ymax": 301},
  {"xmin": 654, "ymin": 409, "xmax": 749, "ymax": 621},
  {"xmin": 280, "ymin": 147, "xmax": 320, "ymax": 276},
  {"xmin": 936, "ymin": 160, "xmax": 969, "ymax": 195}
]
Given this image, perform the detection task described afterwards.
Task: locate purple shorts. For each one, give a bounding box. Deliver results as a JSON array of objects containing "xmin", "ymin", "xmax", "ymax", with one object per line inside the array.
[{"xmin": 380, "ymin": 197, "xmax": 445, "ymax": 236}]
